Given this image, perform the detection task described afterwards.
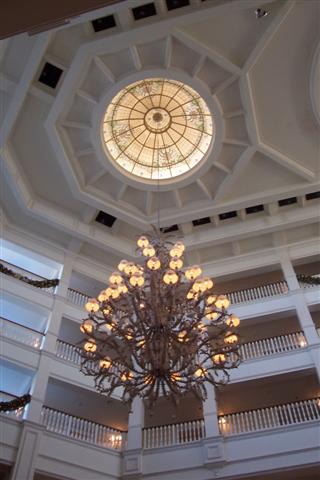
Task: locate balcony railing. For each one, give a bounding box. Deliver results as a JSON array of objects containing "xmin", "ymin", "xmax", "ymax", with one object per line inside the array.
[
  {"xmin": 0, "ymin": 392, "xmax": 26, "ymax": 420},
  {"xmin": 218, "ymin": 398, "xmax": 320, "ymax": 436},
  {"xmin": 41, "ymin": 406, "xmax": 126, "ymax": 450},
  {"xmin": 298, "ymin": 274, "xmax": 320, "ymax": 289},
  {"xmin": 226, "ymin": 280, "xmax": 288, "ymax": 305},
  {"xmin": 143, "ymin": 419, "xmax": 205, "ymax": 449},
  {"xmin": 56, "ymin": 339, "xmax": 81, "ymax": 364},
  {"xmin": 0, "ymin": 317, "xmax": 43, "ymax": 349},
  {"xmin": 67, "ymin": 288, "xmax": 89, "ymax": 307},
  {"xmin": 57, "ymin": 330, "xmax": 307, "ymax": 371},
  {"xmin": 239, "ymin": 331, "xmax": 306, "ymax": 361},
  {"xmin": 1, "ymin": 259, "xmax": 57, "ymax": 294},
  {"xmin": 67, "ymin": 280, "xmax": 289, "ymax": 309}
]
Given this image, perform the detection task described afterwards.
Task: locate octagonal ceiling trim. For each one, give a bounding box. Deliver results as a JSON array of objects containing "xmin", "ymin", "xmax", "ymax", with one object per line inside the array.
[{"xmin": 91, "ymin": 68, "xmax": 224, "ymax": 192}]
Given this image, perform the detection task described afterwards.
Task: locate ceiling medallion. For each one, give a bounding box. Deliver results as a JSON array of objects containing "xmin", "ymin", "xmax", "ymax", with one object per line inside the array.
[
  {"xmin": 102, "ymin": 78, "xmax": 214, "ymax": 181},
  {"xmin": 79, "ymin": 231, "xmax": 241, "ymax": 409}
]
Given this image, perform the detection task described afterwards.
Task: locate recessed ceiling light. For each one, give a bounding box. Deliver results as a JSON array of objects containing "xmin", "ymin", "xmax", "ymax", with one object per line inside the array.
[
  {"xmin": 132, "ymin": 3, "xmax": 157, "ymax": 21},
  {"xmin": 91, "ymin": 15, "xmax": 116, "ymax": 32},
  {"xmin": 95, "ymin": 211, "xmax": 117, "ymax": 228},
  {"xmin": 38, "ymin": 62, "xmax": 63, "ymax": 89}
]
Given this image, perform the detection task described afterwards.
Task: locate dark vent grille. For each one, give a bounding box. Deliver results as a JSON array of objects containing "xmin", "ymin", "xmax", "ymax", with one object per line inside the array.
[
  {"xmin": 132, "ymin": 3, "xmax": 157, "ymax": 20},
  {"xmin": 219, "ymin": 211, "xmax": 237, "ymax": 221},
  {"xmin": 38, "ymin": 62, "xmax": 63, "ymax": 89},
  {"xmin": 278, "ymin": 197, "xmax": 297, "ymax": 207},
  {"xmin": 160, "ymin": 224, "xmax": 179, "ymax": 234},
  {"xmin": 95, "ymin": 211, "xmax": 117, "ymax": 228},
  {"xmin": 246, "ymin": 205, "xmax": 264, "ymax": 214},
  {"xmin": 166, "ymin": 0, "xmax": 190, "ymax": 10},
  {"xmin": 306, "ymin": 191, "xmax": 320, "ymax": 200},
  {"xmin": 92, "ymin": 15, "xmax": 116, "ymax": 32},
  {"xmin": 192, "ymin": 217, "xmax": 211, "ymax": 227}
]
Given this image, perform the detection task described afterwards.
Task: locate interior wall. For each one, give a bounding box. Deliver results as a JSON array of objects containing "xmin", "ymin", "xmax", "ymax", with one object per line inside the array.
[
  {"xmin": 215, "ymin": 269, "xmax": 284, "ymax": 294},
  {"xmin": 44, "ymin": 379, "xmax": 129, "ymax": 431},
  {"xmin": 216, "ymin": 370, "xmax": 319, "ymax": 415},
  {"xmin": 239, "ymin": 315, "xmax": 301, "ymax": 342},
  {"xmin": 144, "ymin": 394, "xmax": 203, "ymax": 428}
]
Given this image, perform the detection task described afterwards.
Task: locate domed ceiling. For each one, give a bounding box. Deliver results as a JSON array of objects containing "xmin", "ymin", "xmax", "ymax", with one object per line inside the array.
[{"xmin": 1, "ymin": 0, "xmax": 319, "ymax": 263}]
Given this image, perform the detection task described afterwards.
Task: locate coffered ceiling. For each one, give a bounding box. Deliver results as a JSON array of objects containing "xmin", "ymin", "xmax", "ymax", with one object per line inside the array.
[{"xmin": 0, "ymin": 0, "xmax": 319, "ymax": 265}]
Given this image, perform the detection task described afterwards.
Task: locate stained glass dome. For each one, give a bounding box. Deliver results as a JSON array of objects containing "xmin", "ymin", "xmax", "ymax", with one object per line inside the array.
[{"xmin": 102, "ymin": 78, "xmax": 214, "ymax": 181}]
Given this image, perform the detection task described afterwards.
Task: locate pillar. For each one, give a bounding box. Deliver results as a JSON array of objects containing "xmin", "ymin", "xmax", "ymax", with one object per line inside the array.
[
  {"xmin": 201, "ymin": 384, "xmax": 225, "ymax": 468},
  {"xmin": 122, "ymin": 397, "xmax": 144, "ymax": 479},
  {"xmin": 9, "ymin": 422, "xmax": 44, "ymax": 480}
]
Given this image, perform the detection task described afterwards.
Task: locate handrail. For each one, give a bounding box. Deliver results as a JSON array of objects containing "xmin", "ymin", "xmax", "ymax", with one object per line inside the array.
[
  {"xmin": 218, "ymin": 398, "xmax": 320, "ymax": 436},
  {"xmin": 56, "ymin": 339, "xmax": 81, "ymax": 364},
  {"xmin": 239, "ymin": 331, "xmax": 306, "ymax": 361},
  {"xmin": 0, "ymin": 317, "xmax": 44, "ymax": 349},
  {"xmin": 226, "ymin": 280, "xmax": 288, "ymax": 305},
  {"xmin": 67, "ymin": 288, "xmax": 90, "ymax": 307},
  {"xmin": 0, "ymin": 316, "xmax": 44, "ymax": 334},
  {"xmin": 143, "ymin": 419, "xmax": 205, "ymax": 448},
  {"xmin": 41, "ymin": 406, "xmax": 126, "ymax": 450}
]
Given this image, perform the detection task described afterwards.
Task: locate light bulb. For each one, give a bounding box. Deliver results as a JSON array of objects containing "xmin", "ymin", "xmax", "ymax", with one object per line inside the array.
[
  {"xmin": 206, "ymin": 310, "xmax": 219, "ymax": 321},
  {"xmin": 137, "ymin": 236, "xmax": 149, "ymax": 248},
  {"xmin": 129, "ymin": 272, "xmax": 144, "ymax": 287},
  {"xmin": 192, "ymin": 278, "xmax": 207, "ymax": 293},
  {"xmin": 163, "ymin": 269, "xmax": 179, "ymax": 285},
  {"xmin": 203, "ymin": 277, "xmax": 214, "ymax": 290},
  {"xmin": 85, "ymin": 299, "xmax": 99, "ymax": 313},
  {"xmin": 100, "ymin": 358, "xmax": 111, "ymax": 369},
  {"xmin": 118, "ymin": 284, "xmax": 128, "ymax": 294},
  {"xmin": 109, "ymin": 271, "xmax": 123, "ymax": 285},
  {"xmin": 213, "ymin": 353, "xmax": 226, "ymax": 364},
  {"xmin": 174, "ymin": 241, "xmax": 185, "ymax": 252},
  {"xmin": 177, "ymin": 330, "xmax": 187, "ymax": 342},
  {"xmin": 103, "ymin": 306, "xmax": 112, "ymax": 316},
  {"xmin": 118, "ymin": 259, "xmax": 128, "ymax": 272},
  {"xmin": 147, "ymin": 256, "xmax": 161, "ymax": 270},
  {"xmin": 171, "ymin": 373, "xmax": 182, "ymax": 382},
  {"xmin": 84, "ymin": 339, "xmax": 97, "ymax": 352},
  {"xmin": 169, "ymin": 246, "xmax": 183, "ymax": 258},
  {"xmin": 186, "ymin": 290, "xmax": 196, "ymax": 300},
  {"xmin": 98, "ymin": 291, "xmax": 108, "ymax": 303},
  {"xmin": 206, "ymin": 295, "xmax": 217, "ymax": 305},
  {"xmin": 215, "ymin": 295, "xmax": 230, "ymax": 309},
  {"xmin": 185, "ymin": 265, "xmax": 202, "ymax": 281},
  {"xmin": 80, "ymin": 319, "xmax": 94, "ymax": 334},
  {"xmin": 224, "ymin": 333, "xmax": 238, "ymax": 344},
  {"xmin": 106, "ymin": 286, "xmax": 120, "ymax": 299},
  {"xmin": 124, "ymin": 262, "xmax": 138, "ymax": 276},
  {"xmin": 143, "ymin": 245, "xmax": 156, "ymax": 257},
  {"xmin": 226, "ymin": 314, "xmax": 240, "ymax": 328},
  {"xmin": 194, "ymin": 367, "xmax": 205, "ymax": 378},
  {"xmin": 169, "ymin": 256, "xmax": 183, "ymax": 270}
]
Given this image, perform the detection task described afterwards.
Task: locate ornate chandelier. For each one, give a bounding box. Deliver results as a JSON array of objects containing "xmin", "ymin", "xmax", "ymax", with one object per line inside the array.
[{"xmin": 79, "ymin": 231, "xmax": 241, "ymax": 408}]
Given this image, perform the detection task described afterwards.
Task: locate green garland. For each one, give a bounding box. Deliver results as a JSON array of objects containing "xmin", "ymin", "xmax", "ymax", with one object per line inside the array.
[
  {"xmin": 0, "ymin": 394, "xmax": 31, "ymax": 412},
  {"xmin": 0, "ymin": 262, "xmax": 59, "ymax": 289},
  {"xmin": 297, "ymin": 274, "xmax": 320, "ymax": 286}
]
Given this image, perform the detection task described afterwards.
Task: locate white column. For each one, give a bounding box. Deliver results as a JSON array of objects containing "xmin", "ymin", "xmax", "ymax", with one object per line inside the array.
[
  {"xmin": 25, "ymin": 355, "xmax": 51, "ymax": 423},
  {"xmin": 279, "ymin": 251, "xmax": 320, "ymax": 379},
  {"xmin": 55, "ymin": 252, "xmax": 75, "ymax": 298},
  {"xmin": 122, "ymin": 397, "xmax": 144, "ymax": 479},
  {"xmin": 202, "ymin": 383, "xmax": 220, "ymax": 438},
  {"xmin": 126, "ymin": 397, "xmax": 144, "ymax": 449},
  {"xmin": 279, "ymin": 251, "xmax": 300, "ymax": 290},
  {"xmin": 41, "ymin": 298, "xmax": 65, "ymax": 354},
  {"xmin": 9, "ymin": 422, "xmax": 43, "ymax": 480}
]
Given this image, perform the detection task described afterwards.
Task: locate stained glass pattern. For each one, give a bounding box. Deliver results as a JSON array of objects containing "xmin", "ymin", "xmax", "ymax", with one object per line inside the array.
[{"xmin": 102, "ymin": 78, "xmax": 213, "ymax": 180}]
